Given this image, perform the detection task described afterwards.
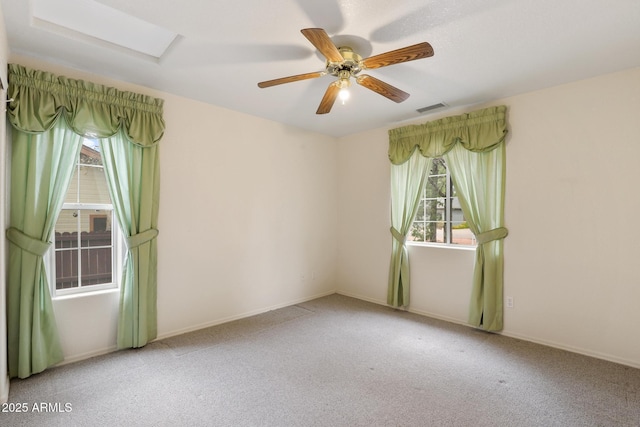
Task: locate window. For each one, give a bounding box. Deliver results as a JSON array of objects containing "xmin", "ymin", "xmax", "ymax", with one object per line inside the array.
[
  {"xmin": 49, "ymin": 139, "xmax": 123, "ymax": 296},
  {"xmin": 409, "ymin": 158, "xmax": 476, "ymax": 246}
]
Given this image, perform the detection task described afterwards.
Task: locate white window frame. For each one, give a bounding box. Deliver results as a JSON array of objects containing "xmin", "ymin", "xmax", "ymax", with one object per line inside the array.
[
  {"xmin": 48, "ymin": 205, "xmax": 123, "ymax": 297},
  {"xmin": 47, "ymin": 142, "xmax": 124, "ymax": 298},
  {"xmin": 408, "ymin": 158, "xmax": 476, "ymax": 248}
]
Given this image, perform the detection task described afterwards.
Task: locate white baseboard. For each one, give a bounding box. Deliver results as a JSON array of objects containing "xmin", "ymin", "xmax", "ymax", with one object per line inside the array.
[
  {"xmin": 498, "ymin": 330, "xmax": 640, "ymax": 370},
  {"xmin": 335, "ymin": 290, "xmax": 388, "ymax": 309},
  {"xmin": 54, "ymin": 290, "xmax": 338, "ymax": 366},
  {"xmin": 155, "ymin": 289, "xmax": 337, "ymax": 341},
  {"xmin": 336, "ymin": 290, "xmax": 470, "ymax": 327},
  {"xmin": 336, "ymin": 290, "xmax": 640, "ymax": 370},
  {"xmin": 57, "ymin": 345, "xmax": 118, "ymax": 367}
]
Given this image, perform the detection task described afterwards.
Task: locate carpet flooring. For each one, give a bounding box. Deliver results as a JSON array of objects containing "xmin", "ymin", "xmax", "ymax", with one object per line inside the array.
[{"xmin": 2, "ymin": 294, "xmax": 640, "ymax": 426}]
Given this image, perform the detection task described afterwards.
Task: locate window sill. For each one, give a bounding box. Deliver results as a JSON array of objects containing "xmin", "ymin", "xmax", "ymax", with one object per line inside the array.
[
  {"xmin": 53, "ymin": 287, "xmax": 119, "ymax": 301},
  {"xmin": 407, "ymin": 242, "xmax": 477, "ymax": 251}
]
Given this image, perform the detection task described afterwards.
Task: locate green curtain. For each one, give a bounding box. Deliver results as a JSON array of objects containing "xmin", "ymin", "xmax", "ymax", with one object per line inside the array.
[
  {"xmin": 100, "ymin": 129, "xmax": 160, "ymax": 348},
  {"xmin": 6, "ymin": 117, "xmax": 83, "ymax": 378},
  {"xmin": 387, "ymin": 106, "xmax": 508, "ymax": 331},
  {"xmin": 6, "ymin": 64, "xmax": 165, "ymax": 376},
  {"xmin": 388, "ymin": 150, "xmax": 431, "ymax": 307},
  {"xmin": 444, "ymin": 143, "xmax": 507, "ymax": 331}
]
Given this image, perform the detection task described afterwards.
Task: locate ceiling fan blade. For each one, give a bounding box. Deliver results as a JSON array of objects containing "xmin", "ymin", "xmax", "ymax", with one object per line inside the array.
[
  {"xmin": 316, "ymin": 82, "xmax": 340, "ymax": 114},
  {"xmin": 356, "ymin": 75, "xmax": 410, "ymax": 103},
  {"xmin": 361, "ymin": 42, "xmax": 434, "ymax": 70},
  {"xmin": 258, "ymin": 71, "xmax": 325, "ymax": 88},
  {"xmin": 301, "ymin": 28, "xmax": 344, "ymax": 63}
]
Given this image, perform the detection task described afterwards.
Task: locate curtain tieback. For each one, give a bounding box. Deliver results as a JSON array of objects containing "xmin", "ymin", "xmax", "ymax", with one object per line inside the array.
[
  {"xmin": 475, "ymin": 227, "xmax": 508, "ymax": 245},
  {"xmin": 126, "ymin": 228, "xmax": 159, "ymax": 249},
  {"xmin": 6, "ymin": 227, "xmax": 52, "ymax": 257},
  {"xmin": 390, "ymin": 227, "xmax": 406, "ymax": 245}
]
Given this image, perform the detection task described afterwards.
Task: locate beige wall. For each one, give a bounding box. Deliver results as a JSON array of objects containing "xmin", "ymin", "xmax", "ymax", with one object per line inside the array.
[
  {"xmin": 337, "ymin": 67, "xmax": 640, "ymax": 368},
  {"xmin": 9, "ymin": 55, "xmax": 339, "ymax": 363}
]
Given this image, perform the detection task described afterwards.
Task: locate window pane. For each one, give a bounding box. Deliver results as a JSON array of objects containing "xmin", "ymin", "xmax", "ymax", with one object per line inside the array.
[
  {"xmin": 452, "ymin": 221, "xmax": 476, "ymax": 245},
  {"xmin": 415, "ymin": 199, "xmax": 425, "ymax": 221},
  {"xmin": 53, "ymin": 139, "xmax": 119, "ymax": 295},
  {"xmin": 423, "ymin": 199, "xmax": 440, "ymax": 221},
  {"xmin": 55, "ymin": 210, "xmax": 78, "ymax": 289},
  {"xmin": 63, "ymin": 141, "xmax": 112, "ymax": 204},
  {"xmin": 432, "ymin": 158, "xmax": 446, "ymax": 174},
  {"xmin": 55, "ymin": 246, "xmax": 78, "ymax": 289},
  {"xmin": 410, "ymin": 222, "xmax": 437, "ymax": 242},
  {"xmin": 451, "ymin": 197, "xmax": 464, "ymax": 223},
  {"xmin": 63, "ymin": 168, "xmax": 79, "ymax": 204},
  {"xmin": 409, "ymin": 223, "xmax": 426, "ymax": 242},
  {"xmin": 55, "ymin": 209, "xmax": 79, "ymax": 248},
  {"xmin": 81, "ymin": 220, "xmax": 112, "ymax": 248},
  {"xmin": 409, "ymin": 158, "xmax": 475, "ymax": 246},
  {"xmin": 79, "ymin": 140, "xmax": 102, "ymax": 166},
  {"xmin": 79, "ymin": 165, "xmax": 111, "ymax": 204},
  {"xmin": 78, "ymin": 141, "xmax": 111, "ymax": 204},
  {"xmin": 436, "ymin": 221, "xmax": 447, "ymax": 243},
  {"xmin": 426, "ymin": 222, "xmax": 441, "ymax": 242},
  {"xmin": 425, "ymin": 175, "xmax": 445, "ymax": 198},
  {"xmin": 91, "ymin": 215, "xmax": 108, "ymax": 232},
  {"xmin": 81, "ymin": 248, "xmax": 112, "ymax": 286},
  {"xmin": 54, "ymin": 215, "xmax": 113, "ymax": 289}
]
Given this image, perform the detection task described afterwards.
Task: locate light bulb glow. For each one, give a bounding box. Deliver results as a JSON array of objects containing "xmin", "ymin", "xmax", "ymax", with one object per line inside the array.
[{"xmin": 339, "ymin": 88, "xmax": 350, "ymax": 104}]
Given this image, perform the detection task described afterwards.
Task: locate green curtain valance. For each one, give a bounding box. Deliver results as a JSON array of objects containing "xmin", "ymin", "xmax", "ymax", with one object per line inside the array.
[
  {"xmin": 7, "ymin": 63, "xmax": 165, "ymax": 147},
  {"xmin": 388, "ymin": 105, "xmax": 508, "ymax": 164}
]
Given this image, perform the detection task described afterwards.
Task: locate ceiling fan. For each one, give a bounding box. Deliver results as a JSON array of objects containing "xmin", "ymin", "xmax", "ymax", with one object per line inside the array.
[{"xmin": 257, "ymin": 28, "xmax": 434, "ymax": 114}]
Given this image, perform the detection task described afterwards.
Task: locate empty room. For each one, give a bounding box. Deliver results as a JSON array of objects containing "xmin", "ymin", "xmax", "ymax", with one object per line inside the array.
[{"xmin": 1, "ymin": 0, "xmax": 639, "ymax": 426}]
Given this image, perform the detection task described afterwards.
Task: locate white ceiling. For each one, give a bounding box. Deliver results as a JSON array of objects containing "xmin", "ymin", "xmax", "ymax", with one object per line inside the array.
[{"xmin": 2, "ymin": 0, "xmax": 640, "ymax": 137}]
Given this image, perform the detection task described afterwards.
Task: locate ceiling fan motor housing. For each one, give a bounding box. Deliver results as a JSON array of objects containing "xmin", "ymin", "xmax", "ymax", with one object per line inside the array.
[{"xmin": 326, "ymin": 47, "xmax": 362, "ymax": 77}]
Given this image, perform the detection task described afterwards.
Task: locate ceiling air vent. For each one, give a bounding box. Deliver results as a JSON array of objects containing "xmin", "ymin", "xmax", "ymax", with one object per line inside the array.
[{"xmin": 416, "ymin": 103, "xmax": 447, "ymax": 113}]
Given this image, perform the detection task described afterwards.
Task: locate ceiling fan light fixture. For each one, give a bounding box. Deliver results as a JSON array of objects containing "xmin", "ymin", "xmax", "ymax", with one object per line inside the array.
[
  {"xmin": 339, "ymin": 87, "xmax": 350, "ymax": 104},
  {"xmin": 337, "ymin": 74, "xmax": 351, "ymax": 104}
]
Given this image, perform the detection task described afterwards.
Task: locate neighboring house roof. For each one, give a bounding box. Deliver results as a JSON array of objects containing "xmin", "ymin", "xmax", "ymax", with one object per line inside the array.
[{"xmin": 80, "ymin": 143, "xmax": 102, "ymax": 165}]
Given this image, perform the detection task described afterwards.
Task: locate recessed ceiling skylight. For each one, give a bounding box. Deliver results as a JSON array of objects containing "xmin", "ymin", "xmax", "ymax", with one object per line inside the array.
[{"xmin": 31, "ymin": 0, "xmax": 179, "ymax": 60}]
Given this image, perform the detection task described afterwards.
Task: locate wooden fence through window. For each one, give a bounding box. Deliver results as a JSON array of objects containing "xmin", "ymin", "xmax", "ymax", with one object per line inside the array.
[{"xmin": 55, "ymin": 231, "xmax": 112, "ymax": 289}]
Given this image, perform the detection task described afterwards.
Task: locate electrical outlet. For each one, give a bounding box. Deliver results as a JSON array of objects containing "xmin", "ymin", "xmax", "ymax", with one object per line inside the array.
[{"xmin": 506, "ymin": 296, "xmax": 514, "ymax": 308}]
